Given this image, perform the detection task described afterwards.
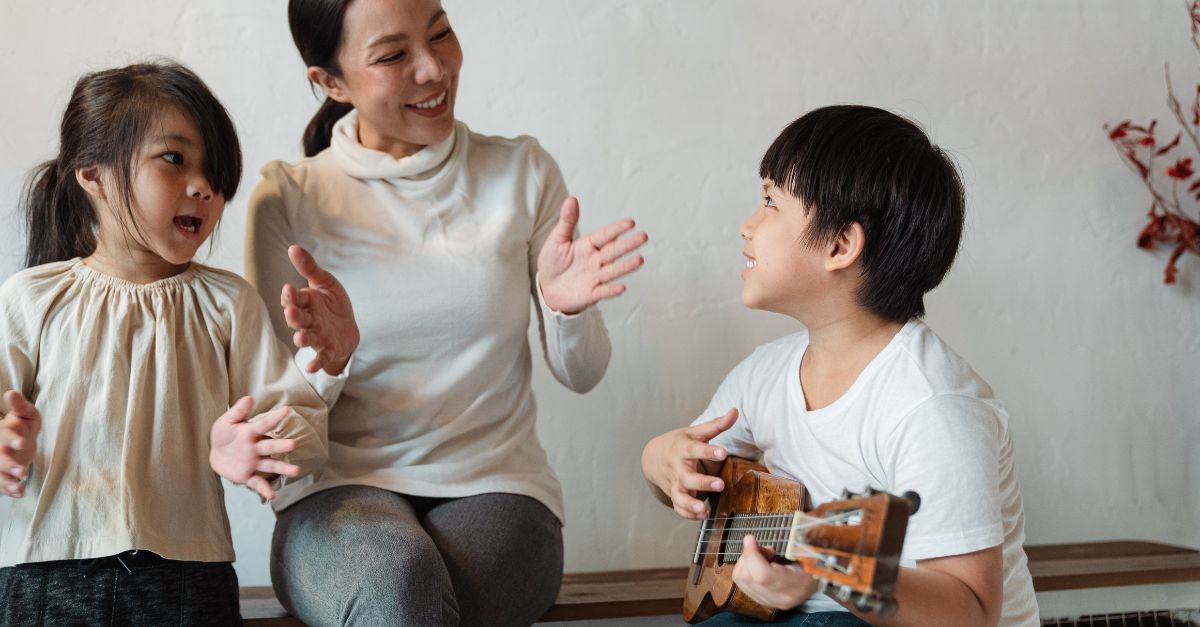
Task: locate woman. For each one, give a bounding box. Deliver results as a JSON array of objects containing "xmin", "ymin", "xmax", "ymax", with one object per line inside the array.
[{"xmin": 245, "ymin": 0, "xmax": 648, "ymax": 625}]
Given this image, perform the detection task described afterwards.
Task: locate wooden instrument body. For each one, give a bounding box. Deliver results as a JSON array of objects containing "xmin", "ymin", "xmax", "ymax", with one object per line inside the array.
[{"xmin": 682, "ymin": 457, "xmax": 809, "ymax": 623}]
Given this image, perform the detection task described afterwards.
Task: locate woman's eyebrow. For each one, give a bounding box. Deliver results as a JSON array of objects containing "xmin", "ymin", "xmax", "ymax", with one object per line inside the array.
[{"xmin": 365, "ymin": 10, "xmax": 447, "ymax": 48}]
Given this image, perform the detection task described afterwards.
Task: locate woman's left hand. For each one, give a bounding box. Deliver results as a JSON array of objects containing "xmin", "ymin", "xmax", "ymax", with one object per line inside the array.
[
  {"xmin": 282, "ymin": 245, "xmax": 360, "ymax": 375},
  {"xmin": 537, "ymin": 197, "xmax": 648, "ymax": 314}
]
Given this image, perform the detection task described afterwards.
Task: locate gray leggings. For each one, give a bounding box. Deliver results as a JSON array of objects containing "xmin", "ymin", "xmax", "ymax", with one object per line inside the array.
[{"xmin": 270, "ymin": 486, "xmax": 564, "ymax": 627}]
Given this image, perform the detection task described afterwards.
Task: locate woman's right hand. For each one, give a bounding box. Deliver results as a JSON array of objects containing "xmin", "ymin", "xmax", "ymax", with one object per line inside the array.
[
  {"xmin": 282, "ymin": 245, "xmax": 360, "ymax": 376},
  {"xmin": 641, "ymin": 408, "xmax": 738, "ymax": 520},
  {"xmin": 0, "ymin": 391, "xmax": 40, "ymax": 498}
]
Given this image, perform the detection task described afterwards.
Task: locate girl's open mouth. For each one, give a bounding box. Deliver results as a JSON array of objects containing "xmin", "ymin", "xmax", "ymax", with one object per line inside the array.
[{"xmin": 173, "ymin": 215, "xmax": 203, "ymax": 235}]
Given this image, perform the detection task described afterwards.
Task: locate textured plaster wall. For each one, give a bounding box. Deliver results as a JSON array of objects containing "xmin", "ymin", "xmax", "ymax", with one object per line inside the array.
[{"xmin": 0, "ymin": 2, "xmax": 1197, "ymax": 586}]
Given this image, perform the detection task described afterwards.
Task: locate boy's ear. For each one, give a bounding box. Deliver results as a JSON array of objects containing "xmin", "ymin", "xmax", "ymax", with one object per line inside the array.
[
  {"xmin": 825, "ymin": 222, "xmax": 865, "ymax": 271},
  {"xmin": 307, "ymin": 66, "xmax": 350, "ymax": 104},
  {"xmin": 75, "ymin": 166, "xmax": 106, "ymax": 201}
]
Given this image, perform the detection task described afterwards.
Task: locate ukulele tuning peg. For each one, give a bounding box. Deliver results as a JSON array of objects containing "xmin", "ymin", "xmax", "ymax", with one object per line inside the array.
[
  {"xmin": 853, "ymin": 593, "xmax": 882, "ymax": 613},
  {"xmin": 840, "ymin": 488, "xmax": 855, "ymax": 499},
  {"xmin": 816, "ymin": 579, "xmax": 830, "ymax": 595},
  {"xmin": 901, "ymin": 490, "xmax": 921, "ymax": 515}
]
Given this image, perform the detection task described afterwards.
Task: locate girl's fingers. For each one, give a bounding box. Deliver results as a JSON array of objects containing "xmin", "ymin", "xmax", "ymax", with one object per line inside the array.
[
  {"xmin": 254, "ymin": 438, "xmax": 297, "ymax": 457},
  {"xmin": 219, "ymin": 397, "xmax": 255, "ymax": 425},
  {"xmin": 246, "ymin": 475, "xmax": 274, "ymax": 501},
  {"xmin": 3, "ymin": 391, "xmax": 40, "ymax": 423},
  {"xmin": 249, "ymin": 407, "xmax": 291, "ymax": 436},
  {"xmin": 255, "ymin": 459, "xmax": 301, "ymax": 477}
]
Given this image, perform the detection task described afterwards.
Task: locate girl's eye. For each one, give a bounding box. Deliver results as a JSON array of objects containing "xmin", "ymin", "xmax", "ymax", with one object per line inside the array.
[
  {"xmin": 162, "ymin": 152, "xmax": 184, "ymax": 166},
  {"xmin": 432, "ymin": 28, "xmax": 452, "ymax": 42}
]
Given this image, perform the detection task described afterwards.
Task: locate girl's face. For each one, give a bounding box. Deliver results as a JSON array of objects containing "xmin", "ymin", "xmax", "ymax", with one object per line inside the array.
[
  {"xmin": 98, "ymin": 106, "xmax": 225, "ymax": 269},
  {"xmin": 318, "ymin": 0, "xmax": 462, "ymax": 158}
]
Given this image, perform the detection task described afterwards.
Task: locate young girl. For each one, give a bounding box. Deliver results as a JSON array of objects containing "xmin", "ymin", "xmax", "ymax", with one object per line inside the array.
[{"xmin": 0, "ymin": 61, "xmax": 343, "ymax": 624}]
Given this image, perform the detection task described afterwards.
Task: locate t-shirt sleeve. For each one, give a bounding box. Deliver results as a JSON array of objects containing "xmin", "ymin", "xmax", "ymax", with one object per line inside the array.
[
  {"xmin": 689, "ymin": 355, "xmax": 761, "ymax": 460},
  {"xmin": 226, "ymin": 281, "xmax": 329, "ymax": 488},
  {"xmin": 884, "ymin": 394, "xmax": 1006, "ymax": 561}
]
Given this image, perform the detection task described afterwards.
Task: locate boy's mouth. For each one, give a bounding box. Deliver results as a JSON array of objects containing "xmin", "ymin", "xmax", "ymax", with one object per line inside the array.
[
  {"xmin": 173, "ymin": 215, "xmax": 203, "ymax": 235},
  {"xmin": 744, "ymin": 253, "xmax": 757, "ymax": 269}
]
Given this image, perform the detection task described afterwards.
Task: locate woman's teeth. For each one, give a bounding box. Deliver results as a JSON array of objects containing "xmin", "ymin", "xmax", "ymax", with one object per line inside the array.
[{"xmin": 411, "ymin": 92, "xmax": 447, "ymax": 109}]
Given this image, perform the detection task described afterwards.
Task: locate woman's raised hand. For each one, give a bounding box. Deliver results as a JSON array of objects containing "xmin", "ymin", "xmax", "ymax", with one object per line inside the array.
[
  {"xmin": 282, "ymin": 245, "xmax": 360, "ymax": 376},
  {"xmin": 0, "ymin": 391, "xmax": 40, "ymax": 498},
  {"xmin": 537, "ymin": 197, "xmax": 648, "ymax": 315}
]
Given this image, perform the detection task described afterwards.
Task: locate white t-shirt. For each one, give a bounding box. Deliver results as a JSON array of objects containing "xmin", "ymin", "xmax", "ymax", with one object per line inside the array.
[{"xmin": 693, "ymin": 320, "xmax": 1038, "ymax": 625}]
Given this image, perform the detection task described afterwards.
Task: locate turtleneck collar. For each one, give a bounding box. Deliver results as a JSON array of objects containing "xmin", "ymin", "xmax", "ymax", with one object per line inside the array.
[{"xmin": 331, "ymin": 110, "xmax": 457, "ymax": 180}]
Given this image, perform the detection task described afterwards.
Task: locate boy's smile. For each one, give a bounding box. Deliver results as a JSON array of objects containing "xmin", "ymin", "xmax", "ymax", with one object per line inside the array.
[{"xmin": 739, "ymin": 180, "xmax": 826, "ymax": 317}]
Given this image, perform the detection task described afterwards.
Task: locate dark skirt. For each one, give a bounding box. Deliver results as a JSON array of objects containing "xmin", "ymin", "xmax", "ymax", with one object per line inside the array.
[{"xmin": 0, "ymin": 551, "xmax": 241, "ymax": 626}]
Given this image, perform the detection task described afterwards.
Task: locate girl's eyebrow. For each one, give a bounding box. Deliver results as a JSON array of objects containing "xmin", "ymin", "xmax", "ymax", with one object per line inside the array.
[{"xmin": 150, "ymin": 135, "xmax": 196, "ymax": 147}]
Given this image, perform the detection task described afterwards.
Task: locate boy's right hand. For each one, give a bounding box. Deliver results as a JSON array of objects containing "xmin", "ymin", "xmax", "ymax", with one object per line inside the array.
[
  {"xmin": 641, "ymin": 408, "xmax": 738, "ymax": 520},
  {"xmin": 1, "ymin": 391, "xmax": 41, "ymax": 498}
]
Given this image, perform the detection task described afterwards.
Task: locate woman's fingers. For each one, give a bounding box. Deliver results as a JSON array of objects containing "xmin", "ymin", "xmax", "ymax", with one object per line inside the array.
[
  {"xmin": 586, "ymin": 218, "xmax": 637, "ymax": 249},
  {"xmin": 599, "ymin": 255, "xmax": 645, "ymax": 284},
  {"xmin": 599, "ymin": 231, "xmax": 649, "ymax": 264}
]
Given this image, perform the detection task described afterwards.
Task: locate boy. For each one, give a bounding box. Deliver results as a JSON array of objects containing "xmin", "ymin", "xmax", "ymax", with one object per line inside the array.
[{"xmin": 642, "ymin": 106, "xmax": 1038, "ymax": 626}]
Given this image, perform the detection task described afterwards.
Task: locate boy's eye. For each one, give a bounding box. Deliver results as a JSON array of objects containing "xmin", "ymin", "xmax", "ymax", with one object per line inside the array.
[
  {"xmin": 162, "ymin": 152, "xmax": 184, "ymax": 166},
  {"xmin": 763, "ymin": 196, "xmax": 777, "ymax": 209}
]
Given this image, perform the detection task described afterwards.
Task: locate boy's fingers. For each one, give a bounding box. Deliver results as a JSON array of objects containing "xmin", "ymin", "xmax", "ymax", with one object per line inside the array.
[
  {"xmin": 670, "ymin": 484, "xmax": 708, "ymax": 518},
  {"xmin": 685, "ymin": 441, "xmax": 727, "ymax": 463},
  {"xmin": 246, "ymin": 475, "xmax": 274, "ymax": 501},
  {"xmin": 4, "ymin": 391, "xmax": 40, "ymax": 422},
  {"xmin": 256, "ymin": 459, "xmax": 301, "ymax": 477},
  {"xmin": 687, "ymin": 408, "xmax": 739, "ymax": 441},
  {"xmin": 678, "ymin": 470, "xmax": 724, "ymax": 493}
]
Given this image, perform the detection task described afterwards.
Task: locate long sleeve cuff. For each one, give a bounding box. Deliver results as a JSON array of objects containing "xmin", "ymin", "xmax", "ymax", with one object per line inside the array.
[
  {"xmin": 293, "ymin": 347, "xmax": 352, "ymax": 409},
  {"xmin": 534, "ymin": 273, "xmax": 611, "ymax": 393}
]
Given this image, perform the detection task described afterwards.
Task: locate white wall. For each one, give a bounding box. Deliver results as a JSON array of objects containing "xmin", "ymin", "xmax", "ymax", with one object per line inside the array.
[{"xmin": 1, "ymin": 2, "xmax": 1197, "ymax": 587}]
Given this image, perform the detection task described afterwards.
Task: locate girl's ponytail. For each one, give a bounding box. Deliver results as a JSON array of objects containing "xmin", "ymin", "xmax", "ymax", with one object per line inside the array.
[
  {"xmin": 22, "ymin": 158, "xmax": 96, "ymax": 268},
  {"xmin": 303, "ymin": 97, "xmax": 353, "ymax": 157}
]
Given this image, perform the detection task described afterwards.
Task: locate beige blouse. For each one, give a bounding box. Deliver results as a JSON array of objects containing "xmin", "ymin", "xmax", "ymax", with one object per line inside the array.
[{"xmin": 0, "ymin": 259, "xmax": 327, "ymax": 567}]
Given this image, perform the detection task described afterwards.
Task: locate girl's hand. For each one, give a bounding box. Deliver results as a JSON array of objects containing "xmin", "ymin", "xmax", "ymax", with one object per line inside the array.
[
  {"xmin": 0, "ymin": 391, "xmax": 40, "ymax": 498},
  {"xmin": 209, "ymin": 396, "xmax": 301, "ymax": 501},
  {"xmin": 732, "ymin": 535, "xmax": 819, "ymax": 610},
  {"xmin": 537, "ymin": 197, "xmax": 648, "ymax": 314},
  {"xmin": 641, "ymin": 408, "xmax": 737, "ymax": 520},
  {"xmin": 283, "ymin": 245, "xmax": 360, "ymax": 376}
]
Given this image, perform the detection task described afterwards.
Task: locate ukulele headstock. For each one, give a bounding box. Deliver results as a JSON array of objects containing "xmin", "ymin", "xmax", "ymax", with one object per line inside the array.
[{"xmin": 783, "ymin": 488, "xmax": 919, "ymax": 614}]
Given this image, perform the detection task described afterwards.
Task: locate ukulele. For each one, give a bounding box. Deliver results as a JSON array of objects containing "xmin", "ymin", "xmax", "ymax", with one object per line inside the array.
[{"xmin": 682, "ymin": 457, "xmax": 920, "ymax": 623}]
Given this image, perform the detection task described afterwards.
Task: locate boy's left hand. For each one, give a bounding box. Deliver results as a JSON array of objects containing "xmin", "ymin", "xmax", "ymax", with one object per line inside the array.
[
  {"xmin": 283, "ymin": 245, "xmax": 360, "ymax": 376},
  {"xmin": 209, "ymin": 396, "xmax": 301, "ymax": 501},
  {"xmin": 538, "ymin": 197, "xmax": 648, "ymax": 314},
  {"xmin": 733, "ymin": 535, "xmax": 819, "ymax": 611}
]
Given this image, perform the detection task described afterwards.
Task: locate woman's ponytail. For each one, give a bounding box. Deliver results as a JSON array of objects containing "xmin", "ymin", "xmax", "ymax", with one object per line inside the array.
[{"xmin": 303, "ymin": 97, "xmax": 354, "ymax": 157}]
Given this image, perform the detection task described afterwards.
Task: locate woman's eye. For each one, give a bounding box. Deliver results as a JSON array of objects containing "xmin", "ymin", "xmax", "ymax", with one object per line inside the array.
[
  {"xmin": 162, "ymin": 152, "xmax": 184, "ymax": 166},
  {"xmin": 378, "ymin": 51, "xmax": 405, "ymax": 64},
  {"xmin": 432, "ymin": 28, "xmax": 452, "ymax": 42}
]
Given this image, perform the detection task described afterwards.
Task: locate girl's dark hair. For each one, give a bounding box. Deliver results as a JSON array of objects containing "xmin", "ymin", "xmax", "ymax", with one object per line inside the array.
[
  {"xmin": 289, "ymin": 0, "xmax": 355, "ymax": 156},
  {"xmin": 759, "ymin": 105, "xmax": 966, "ymax": 323},
  {"xmin": 22, "ymin": 60, "xmax": 242, "ymax": 268}
]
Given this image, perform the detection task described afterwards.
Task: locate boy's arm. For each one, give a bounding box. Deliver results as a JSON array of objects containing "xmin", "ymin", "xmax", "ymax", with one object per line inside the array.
[{"xmin": 844, "ymin": 545, "xmax": 1003, "ymax": 627}]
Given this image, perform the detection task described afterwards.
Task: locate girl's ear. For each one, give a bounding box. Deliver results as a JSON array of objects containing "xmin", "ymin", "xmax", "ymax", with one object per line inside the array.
[
  {"xmin": 307, "ymin": 66, "xmax": 351, "ymax": 104},
  {"xmin": 75, "ymin": 166, "xmax": 106, "ymax": 201},
  {"xmin": 825, "ymin": 222, "xmax": 865, "ymax": 271}
]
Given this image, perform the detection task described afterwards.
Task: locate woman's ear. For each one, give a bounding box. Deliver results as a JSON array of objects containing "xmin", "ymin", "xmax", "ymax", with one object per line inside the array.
[
  {"xmin": 825, "ymin": 222, "xmax": 865, "ymax": 271},
  {"xmin": 75, "ymin": 166, "xmax": 106, "ymax": 201},
  {"xmin": 307, "ymin": 66, "xmax": 351, "ymax": 104}
]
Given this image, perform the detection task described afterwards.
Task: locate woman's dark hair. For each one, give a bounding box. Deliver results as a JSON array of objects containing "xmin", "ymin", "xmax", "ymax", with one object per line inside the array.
[
  {"xmin": 759, "ymin": 105, "xmax": 966, "ymax": 322},
  {"xmin": 289, "ymin": 0, "xmax": 355, "ymax": 156},
  {"xmin": 22, "ymin": 60, "xmax": 242, "ymax": 268}
]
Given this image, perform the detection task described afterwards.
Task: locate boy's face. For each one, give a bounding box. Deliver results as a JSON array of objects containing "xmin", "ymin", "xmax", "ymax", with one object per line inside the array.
[{"xmin": 740, "ymin": 179, "xmax": 828, "ymax": 316}]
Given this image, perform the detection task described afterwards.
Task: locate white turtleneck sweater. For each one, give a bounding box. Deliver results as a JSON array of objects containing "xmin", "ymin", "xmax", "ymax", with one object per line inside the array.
[{"xmin": 245, "ymin": 111, "xmax": 611, "ymax": 521}]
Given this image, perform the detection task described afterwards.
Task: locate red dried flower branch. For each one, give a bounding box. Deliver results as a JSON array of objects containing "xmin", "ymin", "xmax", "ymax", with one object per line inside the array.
[{"xmin": 1104, "ymin": 2, "xmax": 1200, "ymax": 285}]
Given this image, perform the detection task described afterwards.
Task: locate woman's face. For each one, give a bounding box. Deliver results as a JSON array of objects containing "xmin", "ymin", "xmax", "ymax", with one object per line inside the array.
[{"xmin": 319, "ymin": 0, "xmax": 463, "ymax": 158}]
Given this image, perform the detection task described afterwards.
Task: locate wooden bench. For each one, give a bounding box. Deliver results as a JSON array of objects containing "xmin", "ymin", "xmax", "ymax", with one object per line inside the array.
[{"xmin": 241, "ymin": 540, "xmax": 1200, "ymax": 624}]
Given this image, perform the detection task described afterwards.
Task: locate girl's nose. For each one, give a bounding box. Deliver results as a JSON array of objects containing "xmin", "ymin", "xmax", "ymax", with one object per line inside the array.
[{"xmin": 189, "ymin": 182, "xmax": 214, "ymax": 201}]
